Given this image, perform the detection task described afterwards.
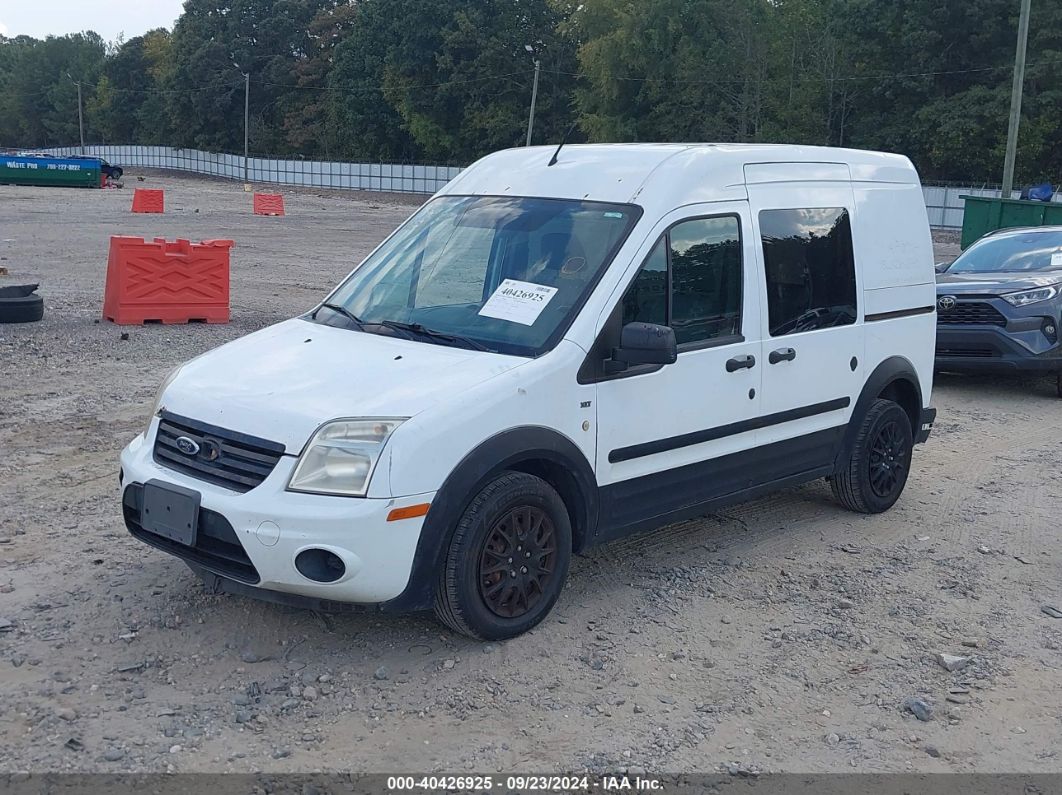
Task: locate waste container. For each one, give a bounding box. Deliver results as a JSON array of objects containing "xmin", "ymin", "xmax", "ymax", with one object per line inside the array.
[
  {"xmin": 961, "ymin": 194, "xmax": 1062, "ymax": 249},
  {"xmin": 0, "ymin": 154, "xmax": 101, "ymax": 188}
]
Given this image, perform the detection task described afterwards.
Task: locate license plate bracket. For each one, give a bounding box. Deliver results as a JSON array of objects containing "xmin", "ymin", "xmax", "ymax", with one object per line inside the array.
[{"xmin": 142, "ymin": 479, "xmax": 200, "ymax": 547}]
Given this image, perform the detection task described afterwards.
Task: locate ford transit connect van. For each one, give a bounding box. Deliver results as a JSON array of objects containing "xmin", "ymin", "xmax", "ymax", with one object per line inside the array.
[{"xmin": 120, "ymin": 144, "xmax": 938, "ymax": 639}]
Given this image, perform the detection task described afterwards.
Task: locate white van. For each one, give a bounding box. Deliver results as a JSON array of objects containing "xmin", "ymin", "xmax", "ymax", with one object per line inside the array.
[{"xmin": 120, "ymin": 144, "xmax": 937, "ymax": 639}]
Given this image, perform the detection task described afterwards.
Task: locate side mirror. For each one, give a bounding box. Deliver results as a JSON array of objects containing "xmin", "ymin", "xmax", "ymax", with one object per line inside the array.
[
  {"xmin": 605, "ymin": 322, "xmax": 677, "ymax": 373},
  {"xmin": 935, "ymin": 261, "xmax": 952, "ymax": 274}
]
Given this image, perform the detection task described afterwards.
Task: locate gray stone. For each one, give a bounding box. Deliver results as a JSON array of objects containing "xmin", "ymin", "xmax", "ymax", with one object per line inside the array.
[
  {"xmin": 902, "ymin": 697, "xmax": 933, "ymax": 722},
  {"xmin": 102, "ymin": 748, "xmax": 125, "ymax": 762},
  {"xmin": 936, "ymin": 653, "xmax": 972, "ymax": 672},
  {"xmin": 373, "ymin": 666, "xmax": 389, "ymax": 681}
]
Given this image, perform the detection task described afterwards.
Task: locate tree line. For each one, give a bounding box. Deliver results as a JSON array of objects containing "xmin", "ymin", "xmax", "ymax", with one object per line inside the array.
[{"xmin": 1, "ymin": 0, "xmax": 1060, "ymax": 184}]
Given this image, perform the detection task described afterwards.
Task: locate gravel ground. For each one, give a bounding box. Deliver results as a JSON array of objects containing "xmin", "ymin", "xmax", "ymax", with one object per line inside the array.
[{"xmin": 1, "ymin": 174, "xmax": 1061, "ymax": 775}]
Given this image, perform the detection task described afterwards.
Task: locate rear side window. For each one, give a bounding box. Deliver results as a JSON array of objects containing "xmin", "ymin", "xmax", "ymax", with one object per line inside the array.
[
  {"xmin": 622, "ymin": 216, "xmax": 743, "ymax": 347},
  {"xmin": 759, "ymin": 208, "xmax": 857, "ymax": 336}
]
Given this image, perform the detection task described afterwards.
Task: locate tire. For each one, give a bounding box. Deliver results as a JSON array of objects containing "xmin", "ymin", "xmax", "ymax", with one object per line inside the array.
[
  {"xmin": 831, "ymin": 398, "xmax": 913, "ymax": 514},
  {"xmin": 434, "ymin": 471, "xmax": 572, "ymax": 640},
  {"xmin": 0, "ymin": 292, "xmax": 44, "ymax": 324},
  {"xmin": 1056, "ymin": 371, "xmax": 1062, "ymax": 399}
]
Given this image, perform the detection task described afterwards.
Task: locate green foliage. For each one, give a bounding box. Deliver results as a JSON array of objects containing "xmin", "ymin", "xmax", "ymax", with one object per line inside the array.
[{"xmin": 0, "ymin": 0, "xmax": 1060, "ymax": 184}]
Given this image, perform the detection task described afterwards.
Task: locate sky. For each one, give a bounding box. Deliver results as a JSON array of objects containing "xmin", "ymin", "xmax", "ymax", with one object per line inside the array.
[{"xmin": 0, "ymin": 0, "xmax": 184, "ymax": 43}]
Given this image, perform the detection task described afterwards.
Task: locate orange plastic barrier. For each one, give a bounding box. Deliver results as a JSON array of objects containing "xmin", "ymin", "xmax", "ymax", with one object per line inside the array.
[
  {"xmin": 102, "ymin": 236, "xmax": 233, "ymax": 325},
  {"xmin": 131, "ymin": 188, "xmax": 164, "ymax": 213},
  {"xmin": 253, "ymin": 193, "xmax": 285, "ymax": 216}
]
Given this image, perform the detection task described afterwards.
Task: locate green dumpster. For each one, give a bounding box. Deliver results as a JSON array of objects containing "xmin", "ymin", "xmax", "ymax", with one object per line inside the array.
[
  {"xmin": 960, "ymin": 194, "xmax": 1062, "ymax": 249},
  {"xmin": 0, "ymin": 154, "xmax": 101, "ymax": 188}
]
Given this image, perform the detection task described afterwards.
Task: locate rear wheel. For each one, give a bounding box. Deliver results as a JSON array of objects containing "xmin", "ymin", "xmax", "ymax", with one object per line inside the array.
[
  {"xmin": 434, "ymin": 472, "xmax": 571, "ymax": 640},
  {"xmin": 831, "ymin": 399, "xmax": 913, "ymax": 514}
]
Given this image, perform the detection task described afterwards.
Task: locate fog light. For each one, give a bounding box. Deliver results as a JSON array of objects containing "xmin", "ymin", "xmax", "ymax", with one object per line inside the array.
[
  {"xmin": 1043, "ymin": 321, "xmax": 1058, "ymax": 343},
  {"xmin": 295, "ymin": 549, "xmax": 346, "ymax": 583}
]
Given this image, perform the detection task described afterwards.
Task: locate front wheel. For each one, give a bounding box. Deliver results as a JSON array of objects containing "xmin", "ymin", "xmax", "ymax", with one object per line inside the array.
[
  {"xmin": 434, "ymin": 472, "xmax": 571, "ymax": 640},
  {"xmin": 831, "ymin": 398, "xmax": 913, "ymax": 514}
]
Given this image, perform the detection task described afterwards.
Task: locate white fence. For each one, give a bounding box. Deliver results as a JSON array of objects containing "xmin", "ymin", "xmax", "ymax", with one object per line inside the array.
[
  {"xmin": 43, "ymin": 145, "xmax": 463, "ymax": 195},
  {"xmin": 44, "ymin": 145, "xmax": 1061, "ymax": 230}
]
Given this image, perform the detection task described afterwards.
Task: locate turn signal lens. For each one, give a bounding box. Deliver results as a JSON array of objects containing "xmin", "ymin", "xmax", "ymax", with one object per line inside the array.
[{"xmin": 386, "ymin": 503, "xmax": 431, "ymax": 522}]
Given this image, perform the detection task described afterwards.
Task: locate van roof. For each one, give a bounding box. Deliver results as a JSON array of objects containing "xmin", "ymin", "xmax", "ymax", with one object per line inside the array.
[{"xmin": 440, "ymin": 143, "xmax": 920, "ymax": 207}]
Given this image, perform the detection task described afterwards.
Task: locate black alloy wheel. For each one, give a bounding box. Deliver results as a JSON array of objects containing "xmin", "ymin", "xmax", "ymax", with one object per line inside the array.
[
  {"xmin": 868, "ymin": 418, "xmax": 909, "ymax": 499},
  {"xmin": 478, "ymin": 505, "xmax": 558, "ymax": 619}
]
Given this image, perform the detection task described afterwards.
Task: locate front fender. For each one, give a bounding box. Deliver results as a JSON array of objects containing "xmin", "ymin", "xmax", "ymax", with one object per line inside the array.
[{"xmin": 379, "ymin": 426, "xmax": 597, "ymax": 612}]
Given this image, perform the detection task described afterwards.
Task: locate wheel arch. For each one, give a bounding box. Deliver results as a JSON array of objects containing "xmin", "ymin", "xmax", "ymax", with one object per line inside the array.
[
  {"xmin": 836, "ymin": 356, "xmax": 923, "ymax": 470},
  {"xmin": 380, "ymin": 426, "xmax": 598, "ymax": 612}
]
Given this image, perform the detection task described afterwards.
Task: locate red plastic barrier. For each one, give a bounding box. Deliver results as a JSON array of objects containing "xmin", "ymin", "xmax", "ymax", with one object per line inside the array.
[
  {"xmin": 131, "ymin": 188, "xmax": 164, "ymax": 213},
  {"xmin": 253, "ymin": 193, "xmax": 285, "ymax": 216},
  {"xmin": 102, "ymin": 236, "xmax": 233, "ymax": 325}
]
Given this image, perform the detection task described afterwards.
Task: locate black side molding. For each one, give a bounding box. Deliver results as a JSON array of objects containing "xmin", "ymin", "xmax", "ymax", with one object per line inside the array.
[
  {"xmin": 608, "ymin": 397, "xmax": 851, "ymax": 464},
  {"xmin": 864, "ymin": 306, "xmax": 935, "ymax": 323}
]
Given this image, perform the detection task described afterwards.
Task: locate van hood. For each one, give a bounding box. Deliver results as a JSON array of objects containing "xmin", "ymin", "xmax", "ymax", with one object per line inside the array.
[
  {"xmin": 936, "ymin": 270, "xmax": 1062, "ymax": 295},
  {"xmin": 159, "ymin": 318, "xmax": 527, "ymax": 451}
]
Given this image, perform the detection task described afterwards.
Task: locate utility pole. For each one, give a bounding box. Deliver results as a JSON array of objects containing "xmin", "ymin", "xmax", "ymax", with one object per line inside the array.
[
  {"xmin": 1001, "ymin": 0, "xmax": 1032, "ymax": 196},
  {"xmin": 76, "ymin": 81, "xmax": 85, "ymax": 156},
  {"xmin": 525, "ymin": 46, "xmax": 540, "ymax": 147},
  {"xmin": 243, "ymin": 70, "xmax": 250, "ymax": 183},
  {"xmin": 67, "ymin": 73, "xmax": 85, "ymax": 155}
]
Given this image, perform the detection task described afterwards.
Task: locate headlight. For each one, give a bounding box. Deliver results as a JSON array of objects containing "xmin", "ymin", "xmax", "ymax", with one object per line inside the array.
[
  {"xmin": 287, "ymin": 418, "xmax": 405, "ymax": 497},
  {"xmin": 1002, "ymin": 285, "xmax": 1059, "ymax": 307},
  {"xmin": 150, "ymin": 365, "xmax": 184, "ymax": 424}
]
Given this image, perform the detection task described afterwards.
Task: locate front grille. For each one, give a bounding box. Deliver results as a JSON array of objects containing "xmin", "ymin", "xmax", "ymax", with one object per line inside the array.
[
  {"xmin": 936, "ymin": 347, "xmax": 998, "ymax": 359},
  {"xmin": 936, "ymin": 301, "xmax": 1007, "ymax": 327},
  {"xmin": 153, "ymin": 411, "xmax": 285, "ymax": 493},
  {"xmin": 123, "ymin": 484, "xmax": 260, "ymax": 584}
]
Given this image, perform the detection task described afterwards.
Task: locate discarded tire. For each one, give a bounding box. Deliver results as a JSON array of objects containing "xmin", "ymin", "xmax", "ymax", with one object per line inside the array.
[{"xmin": 0, "ymin": 284, "xmax": 45, "ymax": 324}]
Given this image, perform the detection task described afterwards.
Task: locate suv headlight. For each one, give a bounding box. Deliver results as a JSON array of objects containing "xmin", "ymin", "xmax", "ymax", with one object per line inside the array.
[
  {"xmin": 150, "ymin": 365, "xmax": 184, "ymax": 424},
  {"xmin": 287, "ymin": 419, "xmax": 405, "ymax": 497},
  {"xmin": 1002, "ymin": 285, "xmax": 1059, "ymax": 307}
]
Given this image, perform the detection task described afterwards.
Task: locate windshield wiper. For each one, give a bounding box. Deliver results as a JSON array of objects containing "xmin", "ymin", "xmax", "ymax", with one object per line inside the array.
[
  {"xmin": 313, "ymin": 302, "xmax": 364, "ymax": 327},
  {"xmin": 376, "ymin": 321, "xmax": 492, "ymax": 352}
]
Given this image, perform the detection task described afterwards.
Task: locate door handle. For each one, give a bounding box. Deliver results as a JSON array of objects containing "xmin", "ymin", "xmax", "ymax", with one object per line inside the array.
[
  {"xmin": 725, "ymin": 354, "xmax": 756, "ymax": 372},
  {"xmin": 769, "ymin": 347, "xmax": 797, "ymax": 364}
]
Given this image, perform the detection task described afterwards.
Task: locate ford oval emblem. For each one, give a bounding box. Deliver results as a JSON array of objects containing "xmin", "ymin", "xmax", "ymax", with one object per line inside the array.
[{"xmin": 175, "ymin": 436, "xmax": 200, "ymax": 456}]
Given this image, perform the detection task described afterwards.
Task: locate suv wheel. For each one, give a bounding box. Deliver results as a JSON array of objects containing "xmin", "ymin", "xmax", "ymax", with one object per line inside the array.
[
  {"xmin": 434, "ymin": 472, "xmax": 571, "ymax": 640},
  {"xmin": 831, "ymin": 398, "xmax": 913, "ymax": 514}
]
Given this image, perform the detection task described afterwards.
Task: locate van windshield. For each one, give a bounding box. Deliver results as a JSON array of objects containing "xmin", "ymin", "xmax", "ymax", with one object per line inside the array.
[
  {"xmin": 949, "ymin": 230, "xmax": 1062, "ymax": 273},
  {"xmin": 314, "ymin": 196, "xmax": 640, "ymax": 356}
]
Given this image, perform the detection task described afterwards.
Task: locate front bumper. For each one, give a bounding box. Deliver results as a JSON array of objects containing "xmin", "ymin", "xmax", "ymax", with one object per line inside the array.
[
  {"xmin": 935, "ymin": 296, "xmax": 1062, "ymax": 373},
  {"xmin": 119, "ymin": 421, "xmax": 434, "ymax": 606},
  {"xmin": 936, "ymin": 324, "xmax": 1062, "ymax": 372}
]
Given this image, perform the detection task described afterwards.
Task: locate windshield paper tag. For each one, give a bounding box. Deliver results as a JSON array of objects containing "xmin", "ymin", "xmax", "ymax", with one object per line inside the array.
[
  {"xmin": 478, "ymin": 279, "xmax": 558, "ymax": 326},
  {"xmin": 1052, "ymin": 252, "xmax": 1062, "ymax": 268}
]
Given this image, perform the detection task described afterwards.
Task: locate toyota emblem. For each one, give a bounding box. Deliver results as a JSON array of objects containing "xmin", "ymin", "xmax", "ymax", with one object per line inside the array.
[{"xmin": 937, "ymin": 295, "xmax": 957, "ymax": 311}]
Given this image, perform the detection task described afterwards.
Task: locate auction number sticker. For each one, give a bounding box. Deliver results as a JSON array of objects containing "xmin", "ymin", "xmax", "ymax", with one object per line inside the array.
[
  {"xmin": 1052, "ymin": 252, "xmax": 1062, "ymax": 268},
  {"xmin": 478, "ymin": 279, "xmax": 558, "ymax": 326}
]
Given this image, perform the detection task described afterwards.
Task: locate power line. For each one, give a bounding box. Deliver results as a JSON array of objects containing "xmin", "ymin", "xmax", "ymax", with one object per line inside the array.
[{"xmin": 542, "ymin": 57, "xmax": 1062, "ymax": 86}]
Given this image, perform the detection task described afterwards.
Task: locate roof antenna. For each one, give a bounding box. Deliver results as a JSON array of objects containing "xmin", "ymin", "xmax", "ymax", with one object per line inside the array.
[{"xmin": 547, "ymin": 122, "xmax": 579, "ymax": 167}]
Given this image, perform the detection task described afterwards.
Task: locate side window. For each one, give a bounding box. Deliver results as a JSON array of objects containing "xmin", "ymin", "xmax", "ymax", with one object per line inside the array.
[
  {"xmin": 621, "ymin": 216, "xmax": 743, "ymax": 346},
  {"xmin": 759, "ymin": 208, "xmax": 857, "ymax": 337},
  {"xmin": 621, "ymin": 238, "xmax": 667, "ymax": 327}
]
